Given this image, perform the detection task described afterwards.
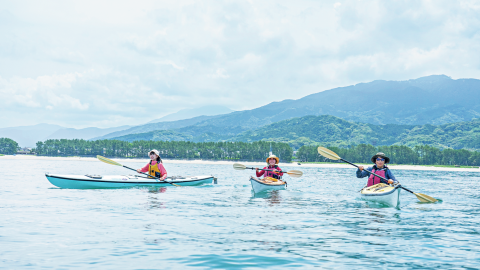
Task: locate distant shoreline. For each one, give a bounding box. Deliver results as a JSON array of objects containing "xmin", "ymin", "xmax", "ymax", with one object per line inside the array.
[{"xmin": 2, "ymin": 155, "xmax": 480, "ymax": 172}]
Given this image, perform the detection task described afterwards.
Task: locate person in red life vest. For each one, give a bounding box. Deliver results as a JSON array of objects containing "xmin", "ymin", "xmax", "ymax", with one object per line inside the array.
[
  {"xmin": 136, "ymin": 149, "xmax": 167, "ymax": 180},
  {"xmin": 256, "ymin": 154, "xmax": 284, "ymax": 180},
  {"xmin": 356, "ymin": 152, "xmax": 397, "ymax": 186}
]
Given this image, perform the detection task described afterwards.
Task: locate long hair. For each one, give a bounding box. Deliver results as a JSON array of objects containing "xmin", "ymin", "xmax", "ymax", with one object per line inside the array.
[{"xmin": 156, "ymin": 155, "xmax": 163, "ymax": 163}]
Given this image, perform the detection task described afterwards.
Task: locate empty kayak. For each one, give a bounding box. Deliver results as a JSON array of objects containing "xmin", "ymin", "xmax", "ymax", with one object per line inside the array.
[
  {"xmin": 45, "ymin": 173, "xmax": 216, "ymax": 189},
  {"xmin": 249, "ymin": 176, "xmax": 286, "ymax": 193},
  {"xmin": 360, "ymin": 183, "xmax": 401, "ymax": 207}
]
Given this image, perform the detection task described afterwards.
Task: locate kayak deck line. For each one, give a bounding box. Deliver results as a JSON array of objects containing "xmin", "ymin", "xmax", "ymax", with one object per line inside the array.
[
  {"xmin": 359, "ymin": 183, "xmax": 401, "ymax": 207},
  {"xmin": 249, "ymin": 176, "xmax": 286, "ymax": 193},
  {"xmin": 46, "ymin": 174, "xmax": 209, "ymax": 184},
  {"xmin": 45, "ymin": 173, "xmax": 216, "ymax": 189},
  {"xmin": 360, "ymin": 186, "xmax": 400, "ymax": 196}
]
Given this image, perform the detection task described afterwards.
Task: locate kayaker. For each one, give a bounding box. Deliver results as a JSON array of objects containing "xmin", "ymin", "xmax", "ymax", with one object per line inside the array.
[
  {"xmin": 137, "ymin": 149, "xmax": 167, "ymax": 180},
  {"xmin": 357, "ymin": 152, "xmax": 398, "ymax": 186},
  {"xmin": 256, "ymin": 154, "xmax": 284, "ymax": 180}
]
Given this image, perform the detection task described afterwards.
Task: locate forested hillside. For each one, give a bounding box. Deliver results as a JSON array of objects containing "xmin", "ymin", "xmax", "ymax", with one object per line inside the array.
[
  {"xmin": 109, "ymin": 115, "xmax": 480, "ymax": 151},
  {"xmin": 95, "ymin": 75, "xmax": 480, "ymax": 140}
]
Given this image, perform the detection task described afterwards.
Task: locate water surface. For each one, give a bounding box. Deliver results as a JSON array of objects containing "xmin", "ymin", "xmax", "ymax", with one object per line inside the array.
[{"xmin": 1, "ymin": 159, "xmax": 479, "ymax": 269}]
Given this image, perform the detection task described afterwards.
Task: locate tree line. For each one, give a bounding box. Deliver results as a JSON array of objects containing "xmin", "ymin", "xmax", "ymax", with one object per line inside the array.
[
  {"xmin": 34, "ymin": 139, "xmax": 293, "ymax": 162},
  {"xmin": 296, "ymin": 144, "xmax": 480, "ymax": 166},
  {"xmin": 0, "ymin": 138, "xmax": 19, "ymax": 155},
  {"xmin": 2, "ymin": 136, "xmax": 479, "ymax": 166}
]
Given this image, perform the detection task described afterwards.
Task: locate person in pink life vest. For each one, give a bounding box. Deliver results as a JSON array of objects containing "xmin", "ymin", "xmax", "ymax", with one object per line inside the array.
[
  {"xmin": 356, "ymin": 152, "xmax": 398, "ymax": 187},
  {"xmin": 256, "ymin": 154, "xmax": 284, "ymax": 180},
  {"xmin": 136, "ymin": 149, "xmax": 168, "ymax": 180}
]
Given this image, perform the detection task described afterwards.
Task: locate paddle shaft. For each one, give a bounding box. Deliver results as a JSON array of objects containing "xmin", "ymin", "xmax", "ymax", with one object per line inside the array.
[
  {"xmin": 121, "ymin": 164, "xmax": 177, "ymax": 186},
  {"xmin": 339, "ymin": 158, "xmax": 418, "ymax": 194},
  {"xmin": 245, "ymin": 167, "xmax": 285, "ymax": 173}
]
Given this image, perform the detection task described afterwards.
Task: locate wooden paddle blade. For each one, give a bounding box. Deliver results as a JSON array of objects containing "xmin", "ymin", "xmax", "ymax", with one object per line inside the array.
[
  {"xmin": 317, "ymin": 147, "xmax": 341, "ymax": 160},
  {"xmin": 415, "ymin": 192, "xmax": 438, "ymax": 203},
  {"xmin": 233, "ymin": 163, "xmax": 247, "ymax": 170},
  {"xmin": 286, "ymin": 170, "xmax": 303, "ymax": 178},
  {"xmin": 97, "ymin": 155, "xmax": 122, "ymax": 166}
]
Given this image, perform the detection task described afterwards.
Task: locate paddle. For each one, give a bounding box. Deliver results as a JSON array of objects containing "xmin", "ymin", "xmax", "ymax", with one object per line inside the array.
[
  {"xmin": 317, "ymin": 147, "xmax": 438, "ymax": 203},
  {"xmin": 233, "ymin": 163, "xmax": 303, "ymax": 178},
  {"xmin": 96, "ymin": 155, "xmax": 180, "ymax": 186}
]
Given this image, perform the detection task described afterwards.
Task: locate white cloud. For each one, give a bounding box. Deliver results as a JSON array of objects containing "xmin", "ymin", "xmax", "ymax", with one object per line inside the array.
[{"xmin": 1, "ymin": 0, "xmax": 480, "ymax": 128}]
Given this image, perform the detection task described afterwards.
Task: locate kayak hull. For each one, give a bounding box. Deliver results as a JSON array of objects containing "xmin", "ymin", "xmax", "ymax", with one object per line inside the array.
[
  {"xmin": 249, "ymin": 177, "xmax": 286, "ymax": 193},
  {"xmin": 360, "ymin": 183, "xmax": 401, "ymax": 207},
  {"xmin": 45, "ymin": 174, "xmax": 215, "ymax": 189}
]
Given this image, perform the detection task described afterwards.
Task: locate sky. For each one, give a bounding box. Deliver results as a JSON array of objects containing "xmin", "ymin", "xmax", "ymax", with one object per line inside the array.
[{"xmin": 1, "ymin": 0, "xmax": 480, "ymax": 129}]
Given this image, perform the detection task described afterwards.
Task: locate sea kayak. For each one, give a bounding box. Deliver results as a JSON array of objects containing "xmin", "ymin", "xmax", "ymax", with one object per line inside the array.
[
  {"xmin": 360, "ymin": 183, "xmax": 401, "ymax": 207},
  {"xmin": 249, "ymin": 176, "xmax": 286, "ymax": 193},
  {"xmin": 45, "ymin": 173, "xmax": 216, "ymax": 189}
]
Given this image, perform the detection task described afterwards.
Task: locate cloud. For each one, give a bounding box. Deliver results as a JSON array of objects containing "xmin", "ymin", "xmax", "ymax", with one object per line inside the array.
[{"xmin": 1, "ymin": 0, "xmax": 480, "ymax": 128}]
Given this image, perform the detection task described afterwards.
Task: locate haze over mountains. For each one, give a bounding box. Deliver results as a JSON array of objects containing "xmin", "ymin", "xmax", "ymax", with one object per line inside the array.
[
  {"xmin": 1, "ymin": 106, "xmax": 232, "ymax": 147},
  {"xmin": 95, "ymin": 75, "xmax": 480, "ymax": 141},
  {"xmin": 110, "ymin": 115, "xmax": 480, "ymax": 151},
  {"xmin": 148, "ymin": 105, "xmax": 233, "ymax": 123},
  {"xmin": 4, "ymin": 75, "xmax": 480, "ymax": 148},
  {"xmin": 0, "ymin": 124, "xmax": 132, "ymax": 147}
]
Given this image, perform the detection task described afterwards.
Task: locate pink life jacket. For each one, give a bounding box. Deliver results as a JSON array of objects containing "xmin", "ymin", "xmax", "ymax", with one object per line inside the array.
[
  {"xmin": 263, "ymin": 165, "xmax": 282, "ymax": 179},
  {"xmin": 367, "ymin": 168, "xmax": 386, "ymax": 187}
]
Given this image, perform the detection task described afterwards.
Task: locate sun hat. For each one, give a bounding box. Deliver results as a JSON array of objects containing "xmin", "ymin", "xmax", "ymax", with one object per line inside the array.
[
  {"xmin": 371, "ymin": 152, "xmax": 390, "ymax": 163},
  {"xmin": 266, "ymin": 154, "xmax": 279, "ymax": 164},
  {"xmin": 149, "ymin": 149, "xmax": 160, "ymax": 156}
]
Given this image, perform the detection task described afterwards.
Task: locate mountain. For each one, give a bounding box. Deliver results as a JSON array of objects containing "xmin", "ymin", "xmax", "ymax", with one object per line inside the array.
[
  {"xmin": 0, "ymin": 124, "xmax": 133, "ymax": 147},
  {"xmin": 44, "ymin": 125, "xmax": 132, "ymax": 140},
  {"xmin": 148, "ymin": 105, "xmax": 234, "ymax": 123},
  {"xmin": 91, "ymin": 115, "xmax": 220, "ymax": 140},
  {"xmin": 96, "ymin": 75, "xmax": 480, "ymax": 140},
  {"xmin": 189, "ymin": 75, "xmax": 480, "ymax": 128},
  {"xmin": 0, "ymin": 123, "xmax": 64, "ymax": 147},
  {"xmin": 109, "ymin": 115, "xmax": 480, "ymax": 151}
]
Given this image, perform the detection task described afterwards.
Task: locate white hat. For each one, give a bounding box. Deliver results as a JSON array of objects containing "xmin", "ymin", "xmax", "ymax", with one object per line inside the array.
[
  {"xmin": 266, "ymin": 154, "xmax": 279, "ymax": 164},
  {"xmin": 149, "ymin": 149, "xmax": 160, "ymax": 156}
]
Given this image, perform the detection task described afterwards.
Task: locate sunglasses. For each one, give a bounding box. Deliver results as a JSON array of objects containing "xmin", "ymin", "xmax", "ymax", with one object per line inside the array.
[{"xmin": 376, "ymin": 158, "xmax": 385, "ymax": 161}]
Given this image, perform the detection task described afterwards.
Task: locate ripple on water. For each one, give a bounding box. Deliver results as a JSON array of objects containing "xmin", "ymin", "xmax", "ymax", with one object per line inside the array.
[{"xmin": 0, "ymin": 159, "xmax": 479, "ymax": 269}]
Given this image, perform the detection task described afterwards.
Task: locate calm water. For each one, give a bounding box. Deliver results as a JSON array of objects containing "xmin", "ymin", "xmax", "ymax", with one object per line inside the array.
[{"xmin": 1, "ymin": 158, "xmax": 479, "ymax": 269}]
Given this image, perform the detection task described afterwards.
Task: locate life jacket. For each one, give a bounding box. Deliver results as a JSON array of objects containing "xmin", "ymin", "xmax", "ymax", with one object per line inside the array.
[
  {"xmin": 263, "ymin": 165, "xmax": 282, "ymax": 180},
  {"xmin": 367, "ymin": 166, "xmax": 387, "ymax": 187},
  {"xmin": 148, "ymin": 160, "xmax": 163, "ymax": 178}
]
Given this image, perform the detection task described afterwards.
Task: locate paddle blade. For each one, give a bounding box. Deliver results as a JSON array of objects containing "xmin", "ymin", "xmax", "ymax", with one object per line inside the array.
[
  {"xmin": 317, "ymin": 147, "xmax": 341, "ymax": 160},
  {"xmin": 415, "ymin": 192, "xmax": 438, "ymax": 203},
  {"xmin": 286, "ymin": 170, "xmax": 303, "ymax": 178},
  {"xmin": 233, "ymin": 163, "xmax": 247, "ymax": 170},
  {"xmin": 97, "ymin": 155, "xmax": 122, "ymax": 166}
]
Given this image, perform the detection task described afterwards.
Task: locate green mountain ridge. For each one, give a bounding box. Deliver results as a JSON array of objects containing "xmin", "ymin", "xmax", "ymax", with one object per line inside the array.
[
  {"xmin": 95, "ymin": 75, "xmax": 480, "ymax": 141},
  {"xmin": 111, "ymin": 115, "xmax": 480, "ymax": 151}
]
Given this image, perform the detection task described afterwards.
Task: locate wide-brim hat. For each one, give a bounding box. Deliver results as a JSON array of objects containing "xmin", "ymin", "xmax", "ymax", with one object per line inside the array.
[
  {"xmin": 266, "ymin": 154, "xmax": 279, "ymax": 164},
  {"xmin": 149, "ymin": 149, "xmax": 160, "ymax": 156},
  {"xmin": 371, "ymin": 152, "xmax": 390, "ymax": 163}
]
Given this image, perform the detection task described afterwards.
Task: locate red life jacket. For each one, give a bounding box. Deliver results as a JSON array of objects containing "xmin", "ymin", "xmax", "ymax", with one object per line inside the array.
[
  {"xmin": 263, "ymin": 165, "xmax": 282, "ymax": 179},
  {"xmin": 367, "ymin": 167, "xmax": 386, "ymax": 187}
]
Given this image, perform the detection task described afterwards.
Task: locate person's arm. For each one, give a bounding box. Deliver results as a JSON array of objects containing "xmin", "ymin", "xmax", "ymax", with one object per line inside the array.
[
  {"xmin": 256, "ymin": 167, "xmax": 266, "ymax": 177},
  {"xmin": 356, "ymin": 166, "xmax": 371, "ymax": 178},
  {"xmin": 386, "ymin": 169, "xmax": 398, "ymax": 184},
  {"xmin": 137, "ymin": 163, "xmax": 149, "ymax": 173},
  {"xmin": 275, "ymin": 167, "xmax": 284, "ymax": 176},
  {"xmin": 157, "ymin": 163, "xmax": 167, "ymax": 180}
]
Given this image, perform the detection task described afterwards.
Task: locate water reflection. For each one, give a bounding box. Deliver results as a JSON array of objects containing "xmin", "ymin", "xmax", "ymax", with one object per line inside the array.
[
  {"xmin": 251, "ymin": 190, "xmax": 283, "ymax": 206},
  {"xmin": 145, "ymin": 187, "xmax": 167, "ymax": 210}
]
